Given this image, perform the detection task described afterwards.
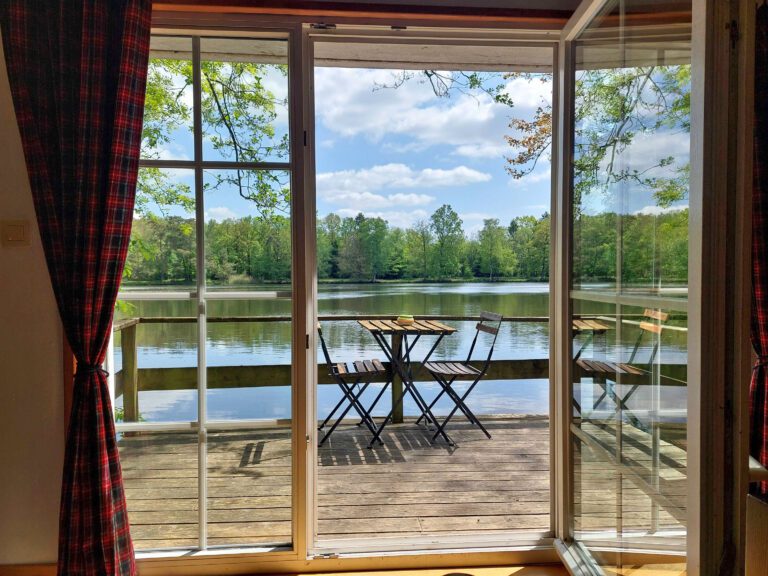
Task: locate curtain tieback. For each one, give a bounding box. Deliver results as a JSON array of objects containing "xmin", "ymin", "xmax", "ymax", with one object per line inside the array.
[
  {"xmin": 753, "ymin": 356, "xmax": 768, "ymax": 371},
  {"xmin": 76, "ymin": 364, "xmax": 110, "ymax": 378}
]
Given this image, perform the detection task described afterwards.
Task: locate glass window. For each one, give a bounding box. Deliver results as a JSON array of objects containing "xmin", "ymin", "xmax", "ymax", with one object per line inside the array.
[
  {"xmin": 116, "ymin": 34, "xmax": 293, "ymax": 552},
  {"xmin": 569, "ymin": 0, "xmax": 691, "ymax": 570}
]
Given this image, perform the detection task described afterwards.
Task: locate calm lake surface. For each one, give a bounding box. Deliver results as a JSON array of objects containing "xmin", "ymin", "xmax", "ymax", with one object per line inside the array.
[{"xmin": 113, "ymin": 282, "xmax": 686, "ymax": 422}]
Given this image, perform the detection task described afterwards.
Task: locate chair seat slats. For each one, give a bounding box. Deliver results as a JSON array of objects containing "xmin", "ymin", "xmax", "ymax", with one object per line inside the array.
[
  {"xmin": 425, "ymin": 361, "xmax": 481, "ymax": 377},
  {"xmin": 353, "ymin": 360, "xmax": 366, "ymax": 373},
  {"xmin": 576, "ymin": 358, "xmax": 645, "ymax": 376},
  {"xmin": 335, "ymin": 359, "xmax": 387, "ymax": 376}
]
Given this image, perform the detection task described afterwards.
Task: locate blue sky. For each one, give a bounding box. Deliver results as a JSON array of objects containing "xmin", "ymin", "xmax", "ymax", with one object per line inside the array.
[
  {"xmin": 313, "ymin": 67, "xmax": 553, "ymax": 233},
  {"xmin": 143, "ymin": 63, "xmax": 689, "ymax": 232}
]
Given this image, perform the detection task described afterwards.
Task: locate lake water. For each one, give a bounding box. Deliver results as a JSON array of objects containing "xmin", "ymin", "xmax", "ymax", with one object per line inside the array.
[{"xmin": 113, "ymin": 282, "xmax": 686, "ymax": 422}]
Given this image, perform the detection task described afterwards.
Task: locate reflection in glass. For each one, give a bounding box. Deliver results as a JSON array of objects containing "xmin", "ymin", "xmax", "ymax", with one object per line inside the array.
[
  {"xmin": 569, "ymin": 0, "xmax": 691, "ymax": 569},
  {"xmin": 200, "ymin": 38, "xmax": 289, "ymax": 164}
]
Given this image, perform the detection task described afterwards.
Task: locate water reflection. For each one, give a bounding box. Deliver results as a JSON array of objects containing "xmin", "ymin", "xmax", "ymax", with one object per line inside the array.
[{"xmin": 114, "ymin": 282, "xmax": 686, "ymax": 422}]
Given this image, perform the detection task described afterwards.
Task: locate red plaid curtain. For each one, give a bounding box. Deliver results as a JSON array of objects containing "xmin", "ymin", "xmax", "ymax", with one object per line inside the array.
[
  {"xmin": 752, "ymin": 4, "xmax": 768, "ymax": 501},
  {"xmin": 0, "ymin": 1, "xmax": 150, "ymax": 573}
]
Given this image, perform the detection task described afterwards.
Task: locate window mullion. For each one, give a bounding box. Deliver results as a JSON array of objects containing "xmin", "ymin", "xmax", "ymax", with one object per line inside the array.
[{"xmin": 191, "ymin": 35, "xmax": 209, "ymax": 551}]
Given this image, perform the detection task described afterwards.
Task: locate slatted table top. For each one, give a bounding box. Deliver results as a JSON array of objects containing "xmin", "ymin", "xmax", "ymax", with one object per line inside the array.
[
  {"xmin": 357, "ymin": 318, "xmax": 457, "ymax": 335},
  {"xmin": 572, "ymin": 318, "xmax": 610, "ymax": 332}
]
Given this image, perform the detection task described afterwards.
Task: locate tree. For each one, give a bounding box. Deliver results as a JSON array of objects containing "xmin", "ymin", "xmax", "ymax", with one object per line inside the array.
[
  {"xmin": 508, "ymin": 214, "xmax": 550, "ymax": 280},
  {"xmin": 139, "ymin": 57, "xmax": 289, "ymax": 218},
  {"xmin": 384, "ymin": 227, "xmax": 407, "ymax": 279},
  {"xmin": 404, "ymin": 220, "xmax": 433, "ymax": 279},
  {"xmin": 477, "ymin": 219, "xmax": 515, "ymax": 281},
  {"xmin": 127, "ymin": 55, "xmax": 292, "ymax": 284},
  {"xmin": 338, "ymin": 214, "xmax": 389, "ymax": 281},
  {"xmin": 429, "ymin": 205, "xmax": 464, "ymax": 279}
]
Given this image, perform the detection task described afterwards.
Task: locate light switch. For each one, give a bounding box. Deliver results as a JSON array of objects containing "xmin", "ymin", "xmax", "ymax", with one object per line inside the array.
[{"xmin": 1, "ymin": 220, "xmax": 30, "ymax": 247}]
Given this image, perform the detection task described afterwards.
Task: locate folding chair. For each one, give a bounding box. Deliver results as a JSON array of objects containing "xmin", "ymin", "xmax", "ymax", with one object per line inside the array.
[
  {"xmin": 576, "ymin": 309, "xmax": 669, "ymax": 418},
  {"xmin": 317, "ymin": 324, "xmax": 390, "ymax": 446},
  {"xmin": 419, "ymin": 311, "xmax": 503, "ymax": 444}
]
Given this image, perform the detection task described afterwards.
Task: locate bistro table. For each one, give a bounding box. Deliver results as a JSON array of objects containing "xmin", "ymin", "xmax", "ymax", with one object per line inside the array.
[
  {"xmin": 572, "ymin": 318, "xmax": 610, "ymax": 360},
  {"xmin": 357, "ymin": 318, "xmax": 457, "ymax": 447}
]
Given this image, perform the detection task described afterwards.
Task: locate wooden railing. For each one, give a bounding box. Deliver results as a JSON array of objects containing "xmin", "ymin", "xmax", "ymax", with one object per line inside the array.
[{"xmin": 111, "ymin": 314, "xmax": 686, "ymax": 423}]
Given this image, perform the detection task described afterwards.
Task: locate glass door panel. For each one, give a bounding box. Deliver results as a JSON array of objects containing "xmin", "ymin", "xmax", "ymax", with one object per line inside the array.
[
  {"xmin": 116, "ymin": 33, "xmax": 297, "ymax": 553},
  {"xmin": 568, "ymin": 0, "xmax": 692, "ymax": 570}
]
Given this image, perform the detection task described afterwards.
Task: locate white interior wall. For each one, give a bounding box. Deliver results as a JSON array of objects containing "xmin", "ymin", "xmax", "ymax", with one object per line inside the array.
[{"xmin": 0, "ymin": 32, "xmax": 64, "ymax": 565}]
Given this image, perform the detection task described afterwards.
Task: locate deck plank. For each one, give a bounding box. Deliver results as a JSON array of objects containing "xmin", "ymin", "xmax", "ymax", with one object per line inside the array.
[{"xmin": 118, "ymin": 416, "xmax": 687, "ymax": 550}]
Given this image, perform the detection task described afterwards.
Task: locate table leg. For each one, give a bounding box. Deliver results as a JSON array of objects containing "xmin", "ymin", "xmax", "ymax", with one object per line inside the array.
[{"xmin": 391, "ymin": 333, "xmax": 404, "ymax": 424}]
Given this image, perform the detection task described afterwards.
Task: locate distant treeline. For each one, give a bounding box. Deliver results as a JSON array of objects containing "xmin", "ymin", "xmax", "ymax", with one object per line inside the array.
[{"xmin": 124, "ymin": 204, "xmax": 688, "ymax": 285}]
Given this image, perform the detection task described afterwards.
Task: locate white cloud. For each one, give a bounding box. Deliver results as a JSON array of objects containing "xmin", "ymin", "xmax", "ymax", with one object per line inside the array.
[
  {"xmin": 596, "ymin": 131, "xmax": 690, "ymax": 179},
  {"xmin": 314, "ymin": 68, "xmax": 552, "ymax": 159},
  {"xmin": 454, "ymin": 143, "xmax": 508, "ymax": 158},
  {"xmin": 634, "ymin": 204, "xmax": 688, "ymax": 216},
  {"xmin": 205, "ymin": 206, "xmax": 239, "ymax": 222},
  {"xmin": 156, "ymin": 142, "xmax": 191, "ymax": 162},
  {"xmin": 317, "ymin": 163, "xmax": 490, "ymax": 213},
  {"xmin": 335, "ymin": 208, "xmax": 430, "ymax": 229},
  {"xmin": 263, "ymin": 66, "xmax": 289, "ymax": 129}
]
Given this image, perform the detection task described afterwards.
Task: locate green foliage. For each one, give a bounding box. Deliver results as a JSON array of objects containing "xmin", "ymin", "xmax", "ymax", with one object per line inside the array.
[
  {"xmin": 477, "ymin": 219, "xmax": 516, "ymax": 280},
  {"xmin": 137, "ymin": 57, "xmax": 289, "ymax": 220},
  {"xmin": 124, "ymin": 204, "xmax": 689, "ymax": 285},
  {"xmin": 572, "ymin": 66, "xmax": 691, "ymax": 209},
  {"xmin": 508, "ymin": 214, "xmax": 550, "ymax": 281},
  {"xmin": 429, "ymin": 204, "xmax": 465, "ymax": 279},
  {"xmin": 573, "ymin": 209, "xmax": 689, "ymax": 284}
]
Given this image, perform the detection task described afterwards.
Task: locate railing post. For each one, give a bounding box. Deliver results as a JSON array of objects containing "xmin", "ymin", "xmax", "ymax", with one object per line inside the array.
[
  {"xmin": 122, "ymin": 322, "xmax": 139, "ymax": 422},
  {"xmin": 391, "ymin": 333, "xmax": 403, "ymax": 424}
]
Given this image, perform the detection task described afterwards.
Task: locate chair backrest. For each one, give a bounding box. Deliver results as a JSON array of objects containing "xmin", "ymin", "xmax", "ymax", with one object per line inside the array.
[
  {"xmin": 317, "ymin": 323, "xmax": 335, "ymax": 368},
  {"xmin": 466, "ymin": 311, "xmax": 503, "ymax": 370},
  {"xmin": 627, "ymin": 308, "xmax": 669, "ymax": 365}
]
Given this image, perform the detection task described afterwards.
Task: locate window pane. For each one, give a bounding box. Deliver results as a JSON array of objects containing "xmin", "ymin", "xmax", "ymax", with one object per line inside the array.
[
  {"xmin": 142, "ymin": 36, "xmax": 194, "ymax": 162},
  {"xmin": 205, "ymin": 302, "xmax": 292, "ymax": 422},
  {"xmin": 206, "ymin": 428, "xmax": 292, "ymax": 547},
  {"xmin": 203, "ymin": 166, "xmax": 293, "ymax": 546},
  {"xmin": 113, "ymin": 300, "xmax": 199, "ymax": 424},
  {"xmin": 200, "ymin": 38, "xmax": 289, "ymax": 164},
  {"xmin": 125, "ymin": 167, "xmax": 196, "ymax": 288},
  {"xmin": 119, "ymin": 431, "xmax": 199, "ymax": 550},
  {"xmin": 203, "ymin": 169, "xmax": 291, "ymax": 289},
  {"xmin": 569, "ymin": 0, "xmax": 691, "ymax": 568}
]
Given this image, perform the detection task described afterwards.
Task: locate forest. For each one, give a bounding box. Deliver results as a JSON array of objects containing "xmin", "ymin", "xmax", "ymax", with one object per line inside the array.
[{"xmin": 123, "ymin": 204, "xmax": 688, "ymax": 285}]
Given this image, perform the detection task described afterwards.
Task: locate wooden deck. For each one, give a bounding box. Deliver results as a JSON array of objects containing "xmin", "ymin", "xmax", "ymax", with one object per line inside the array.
[{"xmin": 118, "ymin": 415, "xmax": 686, "ymax": 551}]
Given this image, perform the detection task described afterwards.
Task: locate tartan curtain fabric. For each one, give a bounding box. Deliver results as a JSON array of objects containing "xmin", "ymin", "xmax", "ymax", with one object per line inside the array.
[
  {"xmin": 0, "ymin": 1, "xmax": 151, "ymax": 573},
  {"xmin": 752, "ymin": 4, "xmax": 768, "ymax": 501}
]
